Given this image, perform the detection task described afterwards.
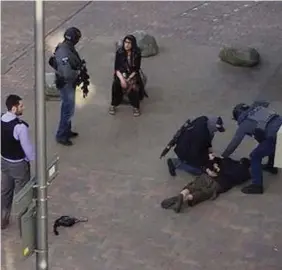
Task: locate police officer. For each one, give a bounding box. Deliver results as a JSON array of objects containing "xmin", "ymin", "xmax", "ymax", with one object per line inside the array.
[
  {"xmin": 51, "ymin": 27, "xmax": 83, "ymax": 146},
  {"xmin": 167, "ymin": 116, "xmax": 225, "ymax": 176},
  {"xmin": 1, "ymin": 95, "xmax": 35, "ymax": 229},
  {"xmin": 222, "ymin": 101, "xmax": 282, "ymax": 194}
]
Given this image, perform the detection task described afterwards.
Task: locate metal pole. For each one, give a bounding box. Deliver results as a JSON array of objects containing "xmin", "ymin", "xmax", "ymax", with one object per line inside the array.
[{"xmin": 34, "ymin": 0, "xmax": 48, "ymax": 269}]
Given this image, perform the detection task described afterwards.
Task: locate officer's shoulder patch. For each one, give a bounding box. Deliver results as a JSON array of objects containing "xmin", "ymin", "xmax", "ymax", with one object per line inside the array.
[{"xmin": 61, "ymin": 57, "xmax": 69, "ymax": 65}]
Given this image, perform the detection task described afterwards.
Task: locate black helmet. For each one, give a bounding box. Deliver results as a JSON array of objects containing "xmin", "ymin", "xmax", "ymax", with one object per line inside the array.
[
  {"xmin": 64, "ymin": 27, "xmax": 81, "ymax": 45},
  {"xmin": 232, "ymin": 103, "xmax": 250, "ymax": 121}
]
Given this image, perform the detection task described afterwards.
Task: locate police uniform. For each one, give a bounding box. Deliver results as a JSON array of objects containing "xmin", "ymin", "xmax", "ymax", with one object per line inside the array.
[
  {"xmin": 1, "ymin": 112, "xmax": 33, "ymax": 229},
  {"xmin": 50, "ymin": 27, "xmax": 83, "ymax": 145},
  {"xmin": 222, "ymin": 101, "xmax": 282, "ymax": 194},
  {"xmin": 168, "ymin": 116, "xmax": 225, "ymax": 176}
]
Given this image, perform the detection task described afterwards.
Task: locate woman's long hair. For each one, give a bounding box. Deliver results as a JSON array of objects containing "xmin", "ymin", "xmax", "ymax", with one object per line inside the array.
[
  {"xmin": 121, "ymin": 34, "xmax": 141, "ymax": 71},
  {"xmin": 122, "ymin": 34, "xmax": 139, "ymax": 52}
]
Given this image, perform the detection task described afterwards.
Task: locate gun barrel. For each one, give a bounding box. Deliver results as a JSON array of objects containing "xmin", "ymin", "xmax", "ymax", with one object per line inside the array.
[{"xmin": 160, "ymin": 146, "xmax": 171, "ymax": 159}]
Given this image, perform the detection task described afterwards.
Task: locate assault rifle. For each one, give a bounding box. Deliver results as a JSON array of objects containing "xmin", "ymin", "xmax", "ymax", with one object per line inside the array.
[{"xmin": 159, "ymin": 119, "xmax": 194, "ymax": 159}]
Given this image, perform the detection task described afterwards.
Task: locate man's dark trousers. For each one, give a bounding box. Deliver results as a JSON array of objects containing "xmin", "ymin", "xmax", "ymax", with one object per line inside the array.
[
  {"xmin": 250, "ymin": 137, "xmax": 276, "ymax": 186},
  {"xmin": 56, "ymin": 83, "xmax": 76, "ymax": 141}
]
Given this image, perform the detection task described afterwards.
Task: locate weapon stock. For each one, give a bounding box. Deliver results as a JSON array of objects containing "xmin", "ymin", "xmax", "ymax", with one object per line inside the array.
[{"xmin": 159, "ymin": 119, "xmax": 193, "ymax": 159}]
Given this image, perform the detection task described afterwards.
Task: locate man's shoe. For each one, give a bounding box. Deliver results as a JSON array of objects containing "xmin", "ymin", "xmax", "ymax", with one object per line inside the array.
[
  {"xmin": 241, "ymin": 184, "xmax": 264, "ymax": 194},
  {"xmin": 161, "ymin": 196, "xmax": 178, "ymax": 209},
  {"xmin": 167, "ymin": 158, "xmax": 176, "ymax": 177},
  {"xmin": 57, "ymin": 138, "xmax": 73, "ymax": 146},
  {"xmin": 174, "ymin": 194, "xmax": 184, "ymax": 213},
  {"xmin": 262, "ymin": 165, "xmax": 278, "ymax": 175},
  {"xmin": 69, "ymin": 131, "xmax": 79, "ymax": 138}
]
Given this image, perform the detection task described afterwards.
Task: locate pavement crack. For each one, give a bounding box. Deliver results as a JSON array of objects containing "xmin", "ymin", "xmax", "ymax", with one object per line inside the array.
[
  {"xmin": 173, "ymin": 2, "xmax": 209, "ymax": 18},
  {"xmin": 2, "ymin": 1, "xmax": 93, "ymax": 75}
]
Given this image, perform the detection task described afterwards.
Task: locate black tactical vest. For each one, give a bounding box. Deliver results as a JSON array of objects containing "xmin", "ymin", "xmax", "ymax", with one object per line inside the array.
[{"xmin": 1, "ymin": 118, "xmax": 28, "ymax": 160}]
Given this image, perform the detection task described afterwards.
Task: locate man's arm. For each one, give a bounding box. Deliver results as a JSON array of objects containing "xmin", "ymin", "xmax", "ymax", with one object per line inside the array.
[
  {"xmin": 16, "ymin": 124, "xmax": 35, "ymax": 162},
  {"xmin": 222, "ymin": 125, "xmax": 247, "ymax": 158}
]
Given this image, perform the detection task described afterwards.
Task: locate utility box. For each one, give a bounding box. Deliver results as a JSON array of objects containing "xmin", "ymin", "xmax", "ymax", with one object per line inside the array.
[
  {"xmin": 18, "ymin": 200, "xmax": 37, "ymax": 257},
  {"xmin": 13, "ymin": 156, "xmax": 60, "ymax": 258},
  {"xmin": 13, "ymin": 177, "xmax": 36, "ymax": 216},
  {"xmin": 274, "ymin": 125, "xmax": 282, "ymax": 168}
]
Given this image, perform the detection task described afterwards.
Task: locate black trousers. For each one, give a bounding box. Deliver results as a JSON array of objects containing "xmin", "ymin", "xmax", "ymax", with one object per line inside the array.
[{"xmin": 111, "ymin": 77, "xmax": 140, "ymax": 109}]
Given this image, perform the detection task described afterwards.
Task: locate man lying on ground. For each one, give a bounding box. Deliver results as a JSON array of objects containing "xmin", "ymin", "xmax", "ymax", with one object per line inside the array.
[{"xmin": 161, "ymin": 154, "xmax": 251, "ymax": 213}]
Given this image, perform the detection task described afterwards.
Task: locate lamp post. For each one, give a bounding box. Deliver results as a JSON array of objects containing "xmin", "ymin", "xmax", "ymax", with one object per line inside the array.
[{"xmin": 34, "ymin": 0, "xmax": 48, "ymax": 269}]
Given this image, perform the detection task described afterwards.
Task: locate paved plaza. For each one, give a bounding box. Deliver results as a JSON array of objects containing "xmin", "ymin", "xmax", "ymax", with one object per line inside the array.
[{"xmin": 1, "ymin": 1, "xmax": 282, "ymax": 269}]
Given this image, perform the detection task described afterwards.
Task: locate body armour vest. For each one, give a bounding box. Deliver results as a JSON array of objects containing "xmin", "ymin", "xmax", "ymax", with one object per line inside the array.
[
  {"xmin": 247, "ymin": 106, "xmax": 278, "ymax": 131},
  {"xmin": 1, "ymin": 118, "xmax": 28, "ymax": 160}
]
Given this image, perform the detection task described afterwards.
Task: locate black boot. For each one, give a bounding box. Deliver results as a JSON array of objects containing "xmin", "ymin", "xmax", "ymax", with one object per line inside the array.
[
  {"xmin": 241, "ymin": 184, "xmax": 264, "ymax": 194},
  {"xmin": 262, "ymin": 164, "xmax": 278, "ymax": 175},
  {"xmin": 174, "ymin": 194, "xmax": 184, "ymax": 213},
  {"xmin": 161, "ymin": 196, "xmax": 178, "ymax": 209},
  {"xmin": 57, "ymin": 138, "xmax": 73, "ymax": 146},
  {"xmin": 167, "ymin": 158, "xmax": 176, "ymax": 177},
  {"xmin": 68, "ymin": 131, "xmax": 79, "ymax": 138}
]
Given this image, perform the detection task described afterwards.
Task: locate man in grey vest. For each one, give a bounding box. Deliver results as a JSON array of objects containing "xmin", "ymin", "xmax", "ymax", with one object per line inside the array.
[{"xmin": 222, "ymin": 101, "xmax": 282, "ymax": 194}]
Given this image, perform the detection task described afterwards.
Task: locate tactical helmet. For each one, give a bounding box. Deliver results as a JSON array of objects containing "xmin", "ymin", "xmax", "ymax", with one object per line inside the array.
[
  {"xmin": 232, "ymin": 103, "xmax": 250, "ymax": 121},
  {"xmin": 216, "ymin": 116, "xmax": 225, "ymax": 132},
  {"xmin": 64, "ymin": 27, "xmax": 81, "ymax": 45}
]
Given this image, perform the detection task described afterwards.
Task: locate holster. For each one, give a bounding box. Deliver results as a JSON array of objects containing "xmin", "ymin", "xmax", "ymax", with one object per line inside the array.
[
  {"xmin": 55, "ymin": 74, "xmax": 66, "ymax": 89},
  {"xmin": 48, "ymin": 55, "xmax": 57, "ymax": 70}
]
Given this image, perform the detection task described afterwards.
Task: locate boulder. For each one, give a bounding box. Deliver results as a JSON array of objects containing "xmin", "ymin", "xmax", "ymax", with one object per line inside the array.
[
  {"xmin": 219, "ymin": 47, "xmax": 260, "ymax": 67},
  {"xmin": 45, "ymin": 73, "xmax": 60, "ymax": 101},
  {"xmin": 116, "ymin": 31, "xmax": 159, "ymax": 57}
]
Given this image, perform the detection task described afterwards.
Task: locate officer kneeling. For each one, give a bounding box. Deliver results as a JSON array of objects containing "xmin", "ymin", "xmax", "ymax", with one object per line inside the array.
[
  {"xmin": 164, "ymin": 116, "xmax": 225, "ymax": 176},
  {"xmin": 222, "ymin": 101, "xmax": 282, "ymax": 194}
]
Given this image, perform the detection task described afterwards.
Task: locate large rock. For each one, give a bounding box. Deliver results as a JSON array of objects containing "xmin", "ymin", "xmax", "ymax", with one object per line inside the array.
[
  {"xmin": 116, "ymin": 31, "xmax": 159, "ymax": 57},
  {"xmin": 45, "ymin": 73, "xmax": 60, "ymax": 101},
  {"xmin": 219, "ymin": 47, "xmax": 260, "ymax": 67}
]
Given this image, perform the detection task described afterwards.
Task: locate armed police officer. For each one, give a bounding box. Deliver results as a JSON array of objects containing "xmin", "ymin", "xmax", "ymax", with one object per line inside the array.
[
  {"xmin": 49, "ymin": 27, "xmax": 89, "ymax": 146},
  {"xmin": 1, "ymin": 95, "xmax": 35, "ymax": 229},
  {"xmin": 222, "ymin": 101, "xmax": 282, "ymax": 194},
  {"xmin": 163, "ymin": 116, "xmax": 225, "ymax": 177}
]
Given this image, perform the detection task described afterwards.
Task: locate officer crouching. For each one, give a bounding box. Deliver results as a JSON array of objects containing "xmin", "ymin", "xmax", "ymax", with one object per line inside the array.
[
  {"xmin": 1, "ymin": 95, "xmax": 35, "ymax": 229},
  {"xmin": 166, "ymin": 116, "xmax": 225, "ymax": 176},
  {"xmin": 50, "ymin": 27, "xmax": 86, "ymax": 146},
  {"xmin": 222, "ymin": 101, "xmax": 282, "ymax": 194}
]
